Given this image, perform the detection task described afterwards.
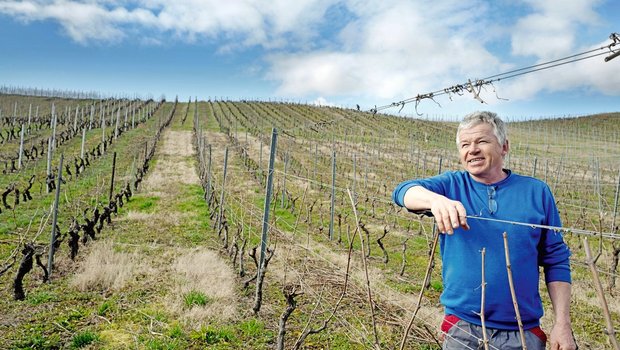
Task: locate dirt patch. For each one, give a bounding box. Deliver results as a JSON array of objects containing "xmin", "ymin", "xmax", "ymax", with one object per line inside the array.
[
  {"xmin": 160, "ymin": 130, "xmax": 196, "ymax": 157},
  {"xmin": 142, "ymin": 131, "xmax": 200, "ymax": 193}
]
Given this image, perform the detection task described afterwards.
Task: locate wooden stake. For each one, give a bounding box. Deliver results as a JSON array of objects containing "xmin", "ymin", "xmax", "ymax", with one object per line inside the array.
[
  {"xmin": 479, "ymin": 247, "xmax": 489, "ymax": 350},
  {"xmin": 584, "ymin": 237, "xmax": 620, "ymax": 350},
  {"xmin": 503, "ymin": 232, "xmax": 527, "ymax": 349}
]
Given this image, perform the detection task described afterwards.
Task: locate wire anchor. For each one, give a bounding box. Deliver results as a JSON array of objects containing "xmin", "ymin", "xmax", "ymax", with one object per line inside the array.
[{"xmin": 605, "ymin": 33, "xmax": 620, "ymax": 62}]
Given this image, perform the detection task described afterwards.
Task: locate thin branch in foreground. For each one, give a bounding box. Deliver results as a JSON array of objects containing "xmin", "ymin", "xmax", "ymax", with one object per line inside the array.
[
  {"xmin": 503, "ymin": 232, "xmax": 527, "ymax": 349},
  {"xmin": 479, "ymin": 247, "xmax": 489, "ymax": 350},
  {"xmin": 292, "ymin": 193, "xmax": 357, "ymax": 350},
  {"xmin": 348, "ymin": 188, "xmax": 381, "ymax": 350},
  {"xmin": 399, "ymin": 228, "xmax": 440, "ymax": 350},
  {"xmin": 584, "ymin": 237, "xmax": 620, "ymax": 350}
]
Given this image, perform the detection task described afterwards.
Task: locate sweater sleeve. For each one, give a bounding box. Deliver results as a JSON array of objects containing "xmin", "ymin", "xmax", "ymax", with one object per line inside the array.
[
  {"xmin": 392, "ymin": 180, "xmax": 420, "ymax": 207},
  {"xmin": 538, "ymin": 185, "xmax": 572, "ymax": 284},
  {"xmin": 392, "ymin": 173, "xmax": 451, "ymax": 207}
]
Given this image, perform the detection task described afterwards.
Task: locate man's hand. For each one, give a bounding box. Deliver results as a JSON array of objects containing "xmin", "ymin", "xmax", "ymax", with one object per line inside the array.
[
  {"xmin": 548, "ymin": 281, "xmax": 576, "ymax": 350},
  {"xmin": 429, "ymin": 197, "xmax": 469, "ymax": 234},
  {"xmin": 549, "ymin": 323, "xmax": 577, "ymax": 350},
  {"xmin": 403, "ymin": 186, "xmax": 469, "ymax": 234}
]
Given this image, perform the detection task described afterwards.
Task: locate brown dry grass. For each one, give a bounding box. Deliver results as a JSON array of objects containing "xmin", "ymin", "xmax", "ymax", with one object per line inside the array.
[
  {"xmin": 70, "ymin": 241, "xmax": 138, "ymax": 292},
  {"xmin": 167, "ymin": 249, "xmax": 238, "ymax": 326}
]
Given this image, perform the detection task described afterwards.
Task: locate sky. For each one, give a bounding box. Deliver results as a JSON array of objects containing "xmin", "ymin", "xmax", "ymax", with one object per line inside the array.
[{"xmin": 0, "ymin": 0, "xmax": 619, "ymax": 120}]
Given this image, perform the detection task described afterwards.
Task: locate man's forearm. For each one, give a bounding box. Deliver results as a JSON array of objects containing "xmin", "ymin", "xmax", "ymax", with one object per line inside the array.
[
  {"xmin": 547, "ymin": 281, "xmax": 572, "ymax": 325},
  {"xmin": 403, "ymin": 186, "xmax": 446, "ymax": 211},
  {"xmin": 547, "ymin": 281, "xmax": 577, "ymax": 349},
  {"xmin": 403, "ymin": 186, "xmax": 469, "ymax": 234}
]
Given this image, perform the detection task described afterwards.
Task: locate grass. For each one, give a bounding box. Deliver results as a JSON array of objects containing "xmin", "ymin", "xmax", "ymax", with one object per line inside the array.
[
  {"xmin": 183, "ymin": 290, "xmax": 211, "ymax": 308},
  {"xmin": 71, "ymin": 330, "xmax": 99, "ymax": 349}
]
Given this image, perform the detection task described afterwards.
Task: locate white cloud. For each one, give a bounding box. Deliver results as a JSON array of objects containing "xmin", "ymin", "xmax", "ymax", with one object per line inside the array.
[
  {"xmin": 511, "ymin": 0, "xmax": 603, "ymax": 58},
  {"xmin": 0, "ymin": 0, "xmax": 159, "ymax": 43},
  {"xmin": 312, "ymin": 96, "xmax": 337, "ymax": 106},
  {"xmin": 501, "ymin": 0, "xmax": 620, "ymax": 100},
  {"xmin": 267, "ymin": 0, "xmax": 502, "ymax": 103},
  {"xmin": 0, "ymin": 0, "xmax": 335, "ymax": 46},
  {"xmin": 0, "ymin": 0, "xmax": 617, "ymax": 113}
]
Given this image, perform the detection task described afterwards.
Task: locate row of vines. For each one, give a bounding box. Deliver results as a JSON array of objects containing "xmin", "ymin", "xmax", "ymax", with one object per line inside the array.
[
  {"xmin": 0, "ymin": 94, "xmax": 178, "ymax": 301},
  {"xmin": 193, "ymin": 99, "xmax": 620, "ymax": 348}
]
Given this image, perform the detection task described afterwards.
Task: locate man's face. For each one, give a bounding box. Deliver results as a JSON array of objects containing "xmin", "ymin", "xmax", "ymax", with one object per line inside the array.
[{"xmin": 457, "ymin": 123, "xmax": 508, "ymax": 184}]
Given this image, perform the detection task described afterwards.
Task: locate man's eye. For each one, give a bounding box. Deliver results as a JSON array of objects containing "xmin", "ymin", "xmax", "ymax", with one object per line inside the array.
[{"xmin": 460, "ymin": 144, "xmax": 469, "ymax": 148}]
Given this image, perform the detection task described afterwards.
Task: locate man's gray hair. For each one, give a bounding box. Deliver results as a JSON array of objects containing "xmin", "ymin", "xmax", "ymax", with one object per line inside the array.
[{"xmin": 456, "ymin": 111, "xmax": 508, "ymax": 146}]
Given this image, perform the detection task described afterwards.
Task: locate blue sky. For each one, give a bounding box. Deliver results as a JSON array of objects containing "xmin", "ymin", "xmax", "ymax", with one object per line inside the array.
[{"xmin": 1, "ymin": 0, "xmax": 619, "ymax": 120}]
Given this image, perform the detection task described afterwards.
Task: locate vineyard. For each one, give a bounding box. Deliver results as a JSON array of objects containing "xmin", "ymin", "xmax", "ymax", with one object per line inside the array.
[{"xmin": 0, "ymin": 93, "xmax": 619, "ymax": 349}]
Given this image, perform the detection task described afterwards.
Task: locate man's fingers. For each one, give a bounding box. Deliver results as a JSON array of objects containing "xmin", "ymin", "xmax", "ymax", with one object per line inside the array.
[
  {"xmin": 431, "ymin": 200, "xmax": 467, "ymax": 234},
  {"xmin": 455, "ymin": 204, "xmax": 469, "ymax": 230},
  {"xmin": 432, "ymin": 207, "xmax": 451, "ymax": 234}
]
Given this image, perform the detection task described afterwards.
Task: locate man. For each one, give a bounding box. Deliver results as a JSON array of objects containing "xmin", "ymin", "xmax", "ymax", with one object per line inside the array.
[{"xmin": 392, "ymin": 111, "xmax": 576, "ymax": 350}]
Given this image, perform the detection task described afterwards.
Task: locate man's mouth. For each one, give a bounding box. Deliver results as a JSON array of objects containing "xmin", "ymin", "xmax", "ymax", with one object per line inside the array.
[{"xmin": 468, "ymin": 158, "xmax": 484, "ymax": 164}]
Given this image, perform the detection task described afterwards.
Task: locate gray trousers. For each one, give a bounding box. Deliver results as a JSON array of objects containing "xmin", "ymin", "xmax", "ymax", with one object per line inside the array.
[{"xmin": 442, "ymin": 316, "xmax": 546, "ymax": 350}]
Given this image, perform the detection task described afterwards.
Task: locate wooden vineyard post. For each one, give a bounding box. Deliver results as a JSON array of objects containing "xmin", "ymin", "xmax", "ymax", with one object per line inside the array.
[
  {"xmin": 46, "ymin": 103, "xmax": 57, "ymax": 181},
  {"xmin": 80, "ymin": 127, "xmax": 86, "ymax": 159},
  {"xmin": 124, "ymin": 106, "xmax": 128, "ymax": 130},
  {"xmin": 131, "ymin": 103, "xmax": 135, "ymax": 129},
  {"xmin": 34, "ymin": 106, "xmax": 39, "ymax": 134},
  {"xmin": 27, "ymin": 103, "xmax": 32, "ymax": 135},
  {"xmin": 47, "ymin": 154, "xmax": 64, "ymax": 278},
  {"xmin": 46, "ymin": 137, "xmax": 53, "ymax": 182},
  {"xmin": 73, "ymin": 105, "xmax": 79, "ymax": 132},
  {"xmin": 255, "ymin": 128, "xmax": 277, "ymax": 314},
  {"xmin": 259, "ymin": 128, "xmax": 277, "ymax": 268},
  {"xmin": 329, "ymin": 151, "xmax": 336, "ymax": 240},
  {"xmin": 18, "ymin": 123, "xmax": 24, "ymax": 169},
  {"xmin": 206, "ymin": 144, "xmax": 212, "ymax": 204},
  {"xmin": 584, "ymin": 237, "xmax": 620, "ymax": 350},
  {"xmin": 109, "ymin": 152, "xmax": 117, "ymax": 203},
  {"xmin": 216, "ymin": 147, "xmax": 229, "ymax": 242},
  {"xmin": 101, "ymin": 103, "xmax": 106, "ymax": 143},
  {"xmin": 89, "ymin": 104, "xmax": 94, "ymax": 130},
  {"xmin": 51, "ymin": 102, "xmax": 57, "ymax": 151},
  {"xmin": 114, "ymin": 107, "xmax": 120, "ymax": 140}
]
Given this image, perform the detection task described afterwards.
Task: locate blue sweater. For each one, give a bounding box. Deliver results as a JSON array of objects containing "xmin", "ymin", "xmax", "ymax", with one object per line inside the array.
[{"xmin": 392, "ymin": 170, "xmax": 571, "ymax": 330}]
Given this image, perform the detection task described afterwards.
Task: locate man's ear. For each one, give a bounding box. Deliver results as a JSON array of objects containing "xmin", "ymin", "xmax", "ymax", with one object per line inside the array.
[{"xmin": 502, "ymin": 139, "xmax": 510, "ymax": 156}]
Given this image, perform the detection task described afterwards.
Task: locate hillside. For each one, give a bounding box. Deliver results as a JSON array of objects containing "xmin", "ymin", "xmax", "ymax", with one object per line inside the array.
[{"xmin": 0, "ymin": 94, "xmax": 619, "ymax": 349}]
